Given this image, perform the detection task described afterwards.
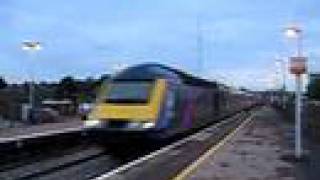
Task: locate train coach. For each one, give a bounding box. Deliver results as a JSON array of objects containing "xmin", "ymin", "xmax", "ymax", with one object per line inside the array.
[{"xmin": 84, "ymin": 63, "xmax": 256, "ymax": 139}]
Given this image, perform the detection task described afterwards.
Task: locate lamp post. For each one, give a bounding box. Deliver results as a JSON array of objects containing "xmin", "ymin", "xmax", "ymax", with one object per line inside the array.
[
  {"xmin": 22, "ymin": 40, "xmax": 42, "ymax": 122},
  {"xmin": 284, "ymin": 25, "xmax": 306, "ymax": 159}
]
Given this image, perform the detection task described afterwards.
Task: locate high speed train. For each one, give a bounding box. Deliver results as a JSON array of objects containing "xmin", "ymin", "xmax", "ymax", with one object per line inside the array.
[{"xmin": 84, "ymin": 63, "xmax": 256, "ymax": 138}]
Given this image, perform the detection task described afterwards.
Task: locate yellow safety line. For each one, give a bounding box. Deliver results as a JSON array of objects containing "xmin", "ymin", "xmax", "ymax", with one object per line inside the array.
[{"xmin": 172, "ymin": 113, "xmax": 255, "ymax": 180}]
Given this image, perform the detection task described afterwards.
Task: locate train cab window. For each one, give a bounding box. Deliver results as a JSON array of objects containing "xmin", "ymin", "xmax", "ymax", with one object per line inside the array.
[{"xmin": 106, "ymin": 81, "xmax": 154, "ymax": 104}]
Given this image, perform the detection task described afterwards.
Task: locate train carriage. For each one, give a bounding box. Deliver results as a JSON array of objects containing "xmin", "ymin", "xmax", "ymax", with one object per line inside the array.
[{"xmin": 84, "ymin": 63, "xmax": 255, "ymax": 139}]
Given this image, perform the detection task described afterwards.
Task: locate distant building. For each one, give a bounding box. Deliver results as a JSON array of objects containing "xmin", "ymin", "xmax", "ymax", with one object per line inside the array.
[
  {"xmin": 42, "ymin": 99, "xmax": 73, "ymax": 115},
  {"xmin": 0, "ymin": 88, "xmax": 27, "ymax": 121}
]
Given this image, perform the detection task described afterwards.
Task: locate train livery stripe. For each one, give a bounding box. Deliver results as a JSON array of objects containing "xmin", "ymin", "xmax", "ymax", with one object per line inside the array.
[
  {"xmin": 149, "ymin": 79, "xmax": 167, "ymax": 120},
  {"xmin": 182, "ymin": 89, "xmax": 194, "ymax": 128}
]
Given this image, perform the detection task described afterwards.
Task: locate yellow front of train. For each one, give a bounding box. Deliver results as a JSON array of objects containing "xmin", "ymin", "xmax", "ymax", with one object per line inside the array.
[{"xmin": 84, "ymin": 79, "xmax": 166, "ymax": 131}]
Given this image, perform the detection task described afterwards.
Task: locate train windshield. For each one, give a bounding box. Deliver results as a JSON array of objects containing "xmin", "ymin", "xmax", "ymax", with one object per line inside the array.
[{"xmin": 106, "ymin": 81, "xmax": 154, "ymax": 103}]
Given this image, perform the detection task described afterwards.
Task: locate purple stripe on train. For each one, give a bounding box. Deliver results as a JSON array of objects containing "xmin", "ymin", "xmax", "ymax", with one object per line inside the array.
[{"xmin": 182, "ymin": 89, "xmax": 196, "ymax": 128}]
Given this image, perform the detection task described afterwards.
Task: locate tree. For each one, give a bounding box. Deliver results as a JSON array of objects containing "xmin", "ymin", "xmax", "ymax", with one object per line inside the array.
[
  {"xmin": 55, "ymin": 76, "xmax": 78, "ymax": 100},
  {"xmin": 76, "ymin": 77, "xmax": 96, "ymax": 103},
  {"xmin": 55, "ymin": 75, "xmax": 109, "ymax": 105},
  {"xmin": 0, "ymin": 77, "xmax": 7, "ymax": 89},
  {"xmin": 307, "ymin": 78, "xmax": 320, "ymax": 100},
  {"xmin": 97, "ymin": 74, "xmax": 110, "ymax": 86}
]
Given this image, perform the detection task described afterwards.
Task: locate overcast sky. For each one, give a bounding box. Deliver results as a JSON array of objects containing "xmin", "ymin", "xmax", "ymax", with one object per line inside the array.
[{"xmin": 1, "ymin": 0, "xmax": 319, "ymax": 90}]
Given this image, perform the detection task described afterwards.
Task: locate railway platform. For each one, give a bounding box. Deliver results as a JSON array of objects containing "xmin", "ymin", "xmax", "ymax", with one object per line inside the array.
[
  {"xmin": 176, "ymin": 106, "xmax": 316, "ymax": 180},
  {"xmin": 0, "ymin": 119, "xmax": 83, "ymax": 144}
]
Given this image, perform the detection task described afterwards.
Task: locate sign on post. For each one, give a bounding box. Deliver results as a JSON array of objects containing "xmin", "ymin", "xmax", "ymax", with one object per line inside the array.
[{"xmin": 289, "ymin": 56, "xmax": 307, "ymax": 75}]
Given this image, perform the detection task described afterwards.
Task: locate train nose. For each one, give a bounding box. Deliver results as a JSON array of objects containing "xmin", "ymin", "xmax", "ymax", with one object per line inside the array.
[{"xmin": 84, "ymin": 119, "xmax": 155, "ymax": 130}]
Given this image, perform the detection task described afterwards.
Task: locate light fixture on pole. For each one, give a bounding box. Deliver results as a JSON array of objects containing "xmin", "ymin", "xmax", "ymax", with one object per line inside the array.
[
  {"xmin": 22, "ymin": 41, "xmax": 42, "ymax": 51},
  {"xmin": 22, "ymin": 40, "xmax": 42, "ymax": 122},
  {"xmin": 284, "ymin": 24, "xmax": 307, "ymax": 159},
  {"xmin": 285, "ymin": 25, "xmax": 303, "ymax": 56}
]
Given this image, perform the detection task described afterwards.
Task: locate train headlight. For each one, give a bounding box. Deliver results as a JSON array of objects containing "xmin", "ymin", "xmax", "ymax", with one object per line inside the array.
[
  {"xmin": 142, "ymin": 122, "xmax": 155, "ymax": 129},
  {"xmin": 84, "ymin": 119, "xmax": 101, "ymax": 127},
  {"xmin": 126, "ymin": 122, "xmax": 155, "ymax": 129}
]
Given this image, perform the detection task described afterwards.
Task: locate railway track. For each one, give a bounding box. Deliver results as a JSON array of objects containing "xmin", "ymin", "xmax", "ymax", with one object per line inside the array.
[
  {"xmin": 0, "ymin": 136, "xmax": 165, "ymax": 180},
  {"xmin": 92, "ymin": 108, "xmax": 257, "ymax": 180},
  {"xmin": 0, "ymin": 107, "xmax": 258, "ymax": 180},
  {"xmin": 0, "ymin": 134, "xmax": 164, "ymax": 180}
]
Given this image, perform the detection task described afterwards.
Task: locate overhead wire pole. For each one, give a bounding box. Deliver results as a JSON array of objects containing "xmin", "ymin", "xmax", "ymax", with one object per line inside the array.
[
  {"xmin": 282, "ymin": 58, "xmax": 287, "ymax": 109},
  {"xmin": 196, "ymin": 13, "xmax": 204, "ymax": 76}
]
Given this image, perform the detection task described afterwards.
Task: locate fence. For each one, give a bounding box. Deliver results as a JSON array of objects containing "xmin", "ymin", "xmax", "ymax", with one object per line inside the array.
[{"xmin": 280, "ymin": 100, "xmax": 320, "ymax": 141}]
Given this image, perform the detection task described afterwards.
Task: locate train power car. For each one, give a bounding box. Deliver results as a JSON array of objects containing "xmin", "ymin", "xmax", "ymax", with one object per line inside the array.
[{"xmin": 84, "ymin": 63, "xmax": 255, "ymax": 139}]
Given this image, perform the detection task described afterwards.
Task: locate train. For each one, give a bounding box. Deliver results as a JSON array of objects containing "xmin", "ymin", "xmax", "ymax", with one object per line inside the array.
[{"xmin": 84, "ymin": 63, "xmax": 257, "ymax": 139}]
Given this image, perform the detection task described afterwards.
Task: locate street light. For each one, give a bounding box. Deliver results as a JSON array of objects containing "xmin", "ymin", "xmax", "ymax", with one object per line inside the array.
[
  {"xmin": 21, "ymin": 40, "xmax": 42, "ymax": 122},
  {"xmin": 22, "ymin": 41, "xmax": 42, "ymax": 51},
  {"xmin": 284, "ymin": 25, "xmax": 306, "ymax": 159},
  {"xmin": 285, "ymin": 27, "xmax": 301, "ymax": 38},
  {"xmin": 285, "ymin": 25, "xmax": 303, "ymax": 56}
]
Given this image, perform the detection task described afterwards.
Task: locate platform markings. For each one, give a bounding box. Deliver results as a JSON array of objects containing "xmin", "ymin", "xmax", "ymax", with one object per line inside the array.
[
  {"xmin": 92, "ymin": 111, "xmax": 250, "ymax": 180},
  {"xmin": 193, "ymin": 132, "xmax": 212, "ymax": 142},
  {"xmin": 172, "ymin": 112, "xmax": 256, "ymax": 180}
]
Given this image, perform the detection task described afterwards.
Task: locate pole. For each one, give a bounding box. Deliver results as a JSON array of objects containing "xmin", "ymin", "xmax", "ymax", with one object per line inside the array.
[
  {"xmin": 295, "ymin": 74, "xmax": 302, "ymax": 158},
  {"xmin": 29, "ymin": 81, "xmax": 34, "ymax": 110},
  {"xmin": 285, "ymin": 25, "xmax": 304, "ymax": 159},
  {"xmin": 280, "ymin": 59, "xmax": 286, "ymax": 109},
  {"xmin": 196, "ymin": 14, "xmax": 204, "ymax": 75},
  {"xmin": 297, "ymin": 32, "xmax": 303, "ymax": 57},
  {"xmin": 296, "ymin": 29, "xmax": 303, "ymax": 159},
  {"xmin": 22, "ymin": 41, "xmax": 41, "ymax": 123},
  {"xmin": 26, "ymin": 50, "xmax": 36, "ymax": 122}
]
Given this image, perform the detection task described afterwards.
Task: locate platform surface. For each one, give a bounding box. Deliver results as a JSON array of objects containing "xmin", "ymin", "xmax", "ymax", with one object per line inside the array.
[
  {"xmin": 187, "ymin": 107, "xmax": 296, "ymax": 180},
  {"xmin": 0, "ymin": 119, "xmax": 83, "ymax": 143}
]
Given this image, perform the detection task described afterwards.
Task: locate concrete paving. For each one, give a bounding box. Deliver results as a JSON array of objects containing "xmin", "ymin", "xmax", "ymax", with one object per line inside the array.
[
  {"xmin": 0, "ymin": 119, "xmax": 83, "ymax": 143},
  {"xmin": 188, "ymin": 107, "xmax": 296, "ymax": 180}
]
